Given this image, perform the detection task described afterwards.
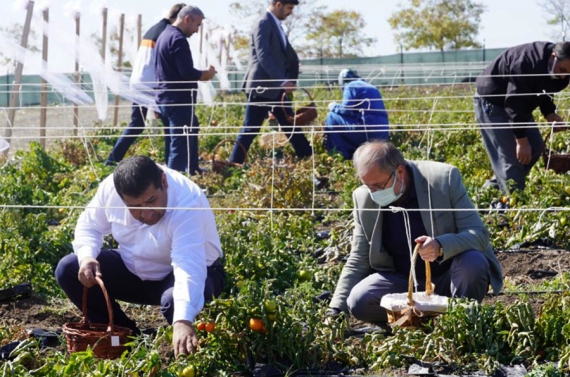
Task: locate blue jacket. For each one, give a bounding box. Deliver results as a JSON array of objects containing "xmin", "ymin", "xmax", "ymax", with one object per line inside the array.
[
  {"xmin": 154, "ymin": 25, "xmax": 202, "ymax": 105},
  {"xmin": 325, "ymin": 80, "xmax": 389, "ymax": 159}
]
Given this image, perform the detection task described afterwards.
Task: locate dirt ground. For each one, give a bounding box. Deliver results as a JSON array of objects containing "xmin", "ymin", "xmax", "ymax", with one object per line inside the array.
[
  {"xmin": 0, "ymin": 101, "xmax": 134, "ymax": 152},
  {"xmin": 1, "ymin": 247, "xmax": 569, "ymax": 342}
]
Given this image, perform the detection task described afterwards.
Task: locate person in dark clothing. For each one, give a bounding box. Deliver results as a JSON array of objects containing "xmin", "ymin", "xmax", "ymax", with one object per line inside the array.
[
  {"xmin": 154, "ymin": 5, "xmax": 216, "ymax": 175},
  {"xmin": 474, "ymin": 41, "xmax": 570, "ymax": 192},
  {"xmin": 228, "ymin": 0, "xmax": 313, "ymax": 164},
  {"xmin": 106, "ymin": 3, "xmax": 186, "ymax": 166},
  {"xmin": 325, "ymin": 69, "xmax": 389, "ymax": 160}
]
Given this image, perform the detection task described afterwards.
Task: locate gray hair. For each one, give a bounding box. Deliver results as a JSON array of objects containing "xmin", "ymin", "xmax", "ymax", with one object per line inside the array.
[
  {"xmin": 353, "ymin": 140, "xmax": 406, "ymax": 178},
  {"xmin": 178, "ymin": 5, "xmax": 204, "ymax": 20},
  {"xmin": 554, "ymin": 41, "xmax": 570, "ymax": 61}
]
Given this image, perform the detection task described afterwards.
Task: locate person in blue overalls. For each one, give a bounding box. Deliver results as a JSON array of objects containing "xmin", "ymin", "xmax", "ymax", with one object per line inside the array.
[{"xmin": 324, "ymin": 69, "xmax": 389, "ymax": 160}]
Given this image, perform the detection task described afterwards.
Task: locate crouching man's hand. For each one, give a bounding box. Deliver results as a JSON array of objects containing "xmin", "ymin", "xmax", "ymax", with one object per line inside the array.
[
  {"xmin": 173, "ymin": 320, "xmax": 198, "ymax": 357},
  {"xmin": 78, "ymin": 256, "xmax": 101, "ymax": 288},
  {"xmin": 324, "ymin": 307, "xmax": 346, "ymax": 326}
]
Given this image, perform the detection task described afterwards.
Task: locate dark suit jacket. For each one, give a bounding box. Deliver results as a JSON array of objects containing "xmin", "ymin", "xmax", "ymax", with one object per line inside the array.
[
  {"xmin": 330, "ymin": 160, "xmax": 504, "ymax": 313},
  {"xmin": 242, "ymin": 11, "xmax": 299, "ymax": 100}
]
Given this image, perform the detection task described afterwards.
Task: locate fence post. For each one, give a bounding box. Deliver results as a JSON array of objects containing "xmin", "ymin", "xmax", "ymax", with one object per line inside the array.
[
  {"xmin": 40, "ymin": 8, "xmax": 49, "ymax": 149},
  {"xmin": 113, "ymin": 13, "xmax": 125, "ymax": 127},
  {"xmin": 4, "ymin": 0, "xmax": 34, "ymax": 153}
]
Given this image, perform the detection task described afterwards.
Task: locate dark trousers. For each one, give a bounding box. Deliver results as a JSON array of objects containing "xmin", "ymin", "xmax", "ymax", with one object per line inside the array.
[
  {"xmin": 159, "ymin": 104, "xmax": 200, "ymax": 175},
  {"xmin": 474, "ymin": 96, "xmax": 542, "ymax": 192},
  {"xmin": 229, "ymin": 94, "xmax": 313, "ymax": 164},
  {"xmin": 346, "ymin": 250, "xmax": 490, "ymax": 324},
  {"xmin": 106, "ymin": 104, "xmax": 171, "ymax": 164},
  {"xmin": 55, "ymin": 250, "xmax": 225, "ymax": 334}
]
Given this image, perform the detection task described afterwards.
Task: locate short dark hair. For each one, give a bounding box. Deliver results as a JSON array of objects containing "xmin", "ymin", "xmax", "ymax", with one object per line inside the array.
[
  {"xmin": 113, "ymin": 156, "xmax": 163, "ymax": 198},
  {"xmin": 554, "ymin": 41, "xmax": 570, "ymax": 61},
  {"xmin": 273, "ymin": 0, "xmax": 299, "ymax": 5},
  {"xmin": 167, "ymin": 3, "xmax": 187, "ymax": 20}
]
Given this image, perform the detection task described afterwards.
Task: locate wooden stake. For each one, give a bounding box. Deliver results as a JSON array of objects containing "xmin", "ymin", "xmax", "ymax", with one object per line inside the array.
[
  {"xmin": 113, "ymin": 13, "xmax": 125, "ymax": 127},
  {"xmin": 102, "ymin": 8, "xmax": 108, "ymax": 61},
  {"xmin": 4, "ymin": 0, "xmax": 34, "ymax": 151},
  {"xmin": 40, "ymin": 8, "xmax": 49, "ymax": 149},
  {"xmin": 137, "ymin": 14, "xmax": 142, "ymax": 47},
  {"xmin": 73, "ymin": 13, "xmax": 80, "ymax": 135}
]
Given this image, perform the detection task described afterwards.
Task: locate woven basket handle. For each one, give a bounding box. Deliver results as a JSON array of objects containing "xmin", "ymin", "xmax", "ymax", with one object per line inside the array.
[
  {"xmin": 212, "ymin": 139, "xmax": 248, "ymax": 165},
  {"xmin": 280, "ymin": 88, "xmax": 315, "ymax": 120},
  {"xmin": 81, "ymin": 276, "xmax": 115, "ymax": 335},
  {"xmin": 407, "ymin": 243, "xmax": 433, "ymax": 306}
]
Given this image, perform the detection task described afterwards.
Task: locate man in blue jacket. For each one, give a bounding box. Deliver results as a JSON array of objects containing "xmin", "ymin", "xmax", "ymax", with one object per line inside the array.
[
  {"xmin": 154, "ymin": 5, "xmax": 216, "ymax": 175},
  {"xmin": 324, "ymin": 69, "xmax": 389, "ymax": 160}
]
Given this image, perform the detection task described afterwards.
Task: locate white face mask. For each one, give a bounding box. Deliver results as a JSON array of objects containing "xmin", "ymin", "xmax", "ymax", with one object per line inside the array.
[
  {"xmin": 550, "ymin": 56, "xmax": 560, "ymax": 79},
  {"xmin": 369, "ymin": 171, "xmax": 405, "ymax": 207}
]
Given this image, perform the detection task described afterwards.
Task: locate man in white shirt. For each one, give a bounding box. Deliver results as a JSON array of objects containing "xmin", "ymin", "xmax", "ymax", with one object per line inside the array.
[{"xmin": 55, "ymin": 156, "xmax": 224, "ymax": 356}]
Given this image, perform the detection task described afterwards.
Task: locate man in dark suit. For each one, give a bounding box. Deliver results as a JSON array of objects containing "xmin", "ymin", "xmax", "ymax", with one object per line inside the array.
[{"xmin": 229, "ymin": 0, "xmax": 313, "ymax": 164}]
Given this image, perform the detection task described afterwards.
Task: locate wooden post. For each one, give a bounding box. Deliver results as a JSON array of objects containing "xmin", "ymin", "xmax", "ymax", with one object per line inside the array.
[
  {"xmin": 101, "ymin": 8, "xmax": 108, "ymax": 61},
  {"xmin": 113, "ymin": 13, "xmax": 125, "ymax": 127},
  {"xmin": 4, "ymin": 0, "xmax": 34, "ymax": 150},
  {"xmin": 137, "ymin": 14, "xmax": 142, "ymax": 47},
  {"xmin": 39, "ymin": 8, "xmax": 49, "ymax": 149},
  {"xmin": 73, "ymin": 13, "xmax": 80, "ymax": 135}
]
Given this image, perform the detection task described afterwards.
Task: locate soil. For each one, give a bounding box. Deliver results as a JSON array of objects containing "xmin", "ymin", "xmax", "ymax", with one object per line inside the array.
[{"xmin": 0, "ymin": 101, "xmax": 134, "ymax": 152}]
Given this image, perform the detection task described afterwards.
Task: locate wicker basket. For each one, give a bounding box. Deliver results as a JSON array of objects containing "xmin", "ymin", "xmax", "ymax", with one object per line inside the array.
[
  {"xmin": 542, "ymin": 131, "xmax": 570, "ymax": 174},
  {"xmin": 380, "ymin": 244, "xmax": 448, "ymax": 328},
  {"xmin": 211, "ymin": 139, "xmax": 247, "ymax": 175},
  {"xmin": 280, "ymin": 88, "xmax": 318, "ymax": 126},
  {"xmin": 62, "ymin": 277, "xmax": 132, "ymax": 359}
]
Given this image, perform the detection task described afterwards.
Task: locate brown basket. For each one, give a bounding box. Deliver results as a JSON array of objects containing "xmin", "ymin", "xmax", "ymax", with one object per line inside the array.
[
  {"xmin": 385, "ymin": 244, "xmax": 443, "ymax": 328},
  {"xmin": 62, "ymin": 276, "xmax": 132, "ymax": 359},
  {"xmin": 211, "ymin": 139, "xmax": 247, "ymax": 175},
  {"xmin": 542, "ymin": 131, "xmax": 570, "ymax": 174},
  {"xmin": 281, "ymin": 88, "xmax": 318, "ymax": 126}
]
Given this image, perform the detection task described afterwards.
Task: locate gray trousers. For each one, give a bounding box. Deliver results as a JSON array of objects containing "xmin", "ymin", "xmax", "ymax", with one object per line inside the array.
[
  {"xmin": 346, "ymin": 250, "xmax": 490, "ymax": 324},
  {"xmin": 474, "ymin": 95, "xmax": 543, "ymax": 192}
]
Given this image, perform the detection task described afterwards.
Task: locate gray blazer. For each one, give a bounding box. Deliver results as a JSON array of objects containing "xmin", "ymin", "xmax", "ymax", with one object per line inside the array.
[
  {"xmin": 329, "ymin": 160, "xmax": 504, "ymax": 313},
  {"xmin": 241, "ymin": 11, "xmax": 300, "ymax": 100}
]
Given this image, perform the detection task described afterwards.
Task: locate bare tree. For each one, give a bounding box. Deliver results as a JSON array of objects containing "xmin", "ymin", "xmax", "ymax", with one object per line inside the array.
[{"xmin": 540, "ymin": 0, "xmax": 570, "ymax": 41}]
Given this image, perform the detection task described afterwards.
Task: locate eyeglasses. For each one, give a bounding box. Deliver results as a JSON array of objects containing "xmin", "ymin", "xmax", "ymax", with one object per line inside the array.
[{"xmin": 367, "ymin": 171, "xmax": 395, "ymax": 192}]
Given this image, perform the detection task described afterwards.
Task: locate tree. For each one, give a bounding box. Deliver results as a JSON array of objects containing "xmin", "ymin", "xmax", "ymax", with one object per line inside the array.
[
  {"xmin": 540, "ymin": 0, "xmax": 570, "ymax": 41},
  {"xmin": 303, "ymin": 9, "xmax": 375, "ymax": 58},
  {"xmin": 90, "ymin": 23, "xmax": 135, "ymax": 70},
  {"xmin": 229, "ymin": 0, "xmax": 322, "ymax": 58},
  {"xmin": 388, "ymin": 0, "xmax": 485, "ymax": 52}
]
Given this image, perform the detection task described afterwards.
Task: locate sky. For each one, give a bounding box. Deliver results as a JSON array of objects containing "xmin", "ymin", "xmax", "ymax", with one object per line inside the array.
[{"xmin": 0, "ymin": 0, "xmax": 557, "ymax": 74}]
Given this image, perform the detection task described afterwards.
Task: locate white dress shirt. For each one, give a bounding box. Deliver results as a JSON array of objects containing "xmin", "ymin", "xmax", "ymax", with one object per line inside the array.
[{"xmin": 72, "ymin": 166, "xmax": 223, "ymax": 323}]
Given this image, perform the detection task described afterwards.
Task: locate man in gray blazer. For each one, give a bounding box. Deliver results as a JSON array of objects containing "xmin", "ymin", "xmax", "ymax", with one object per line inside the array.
[
  {"xmin": 328, "ymin": 141, "xmax": 503, "ymax": 324},
  {"xmin": 229, "ymin": 0, "xmax": 312, "ymax": 164}
]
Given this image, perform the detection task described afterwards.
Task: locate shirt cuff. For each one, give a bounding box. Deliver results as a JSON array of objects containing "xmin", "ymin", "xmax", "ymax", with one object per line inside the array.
[
  {"xmin": 173, "ymin": 299, "xmax": 201, "ymax": 324},
  {"xmin": 75, "ymin": 246, "xmax": 99, "ymax": 264}
]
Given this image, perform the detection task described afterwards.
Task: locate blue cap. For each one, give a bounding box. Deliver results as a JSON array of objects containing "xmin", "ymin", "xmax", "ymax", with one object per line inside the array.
[{"xmin": 338, "ymin": 69, "xmax": 360, "ymax": 87}]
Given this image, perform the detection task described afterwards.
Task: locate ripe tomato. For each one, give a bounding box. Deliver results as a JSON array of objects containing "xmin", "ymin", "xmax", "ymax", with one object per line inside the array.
[
  {"xmin": 249, "ymin": 318, "xmax": 265, "ymax": 331},
  {"xmin": 205, "ymin": 322, "xmax": 216, "ymax": 333},
  {"xmin": 196, "ymin": 322, "xmax": 206, "ymax": 331}
]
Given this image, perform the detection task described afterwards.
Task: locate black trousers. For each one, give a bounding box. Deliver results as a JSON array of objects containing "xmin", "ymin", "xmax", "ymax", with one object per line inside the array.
[{"xmin": 55, "ymin": 249, "xmax": 225, "ymax": 333}]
